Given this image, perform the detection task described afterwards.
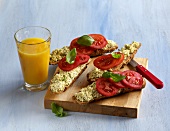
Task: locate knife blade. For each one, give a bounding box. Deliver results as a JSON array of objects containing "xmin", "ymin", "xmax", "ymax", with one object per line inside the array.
[{"xmin": 129, "ymin": 59, "xmax": 163, "ymax": 89}]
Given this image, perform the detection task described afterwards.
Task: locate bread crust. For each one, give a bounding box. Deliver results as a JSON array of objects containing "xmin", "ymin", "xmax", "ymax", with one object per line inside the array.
[{"xmin": 90, "ymin": 45, "xmax": 118, "ymax": 57}]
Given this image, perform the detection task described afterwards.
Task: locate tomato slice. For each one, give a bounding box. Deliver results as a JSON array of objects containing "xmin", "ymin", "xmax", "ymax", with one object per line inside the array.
[
  {"xmin": 113, "ymin": 52, "xmax": 124, "ymax": 67},
  {"xmin": 70, "ymin": 34, "xmax": 108, "ymax": 54},
  {"xmin": 96, "ymin": 78, "xmax": 119, "ymax": 97},
  {"xmin": 58, "ymin": 56, "xmax": 80, "ymax": 71},
  {"xmin": 111, "ymin": 71, "xmax": 126, "ymax": 88},
  {"xmin": 121, "ymin": 70, "xmax": 143, "ymax": 89},
  {"xmin": 70, "ymin": 38, "xmax": 95, "ymax": 55},
  {"xmin": 77, "ymin": 54, "xmax": 90, "ymax": 65},
  {"xmin": 89, "ymin": 34, "xmax": 108, "ymax": 49},
  {"xmin": 93, "ymin": 53, "xmax": 124, "ymax": 70}
]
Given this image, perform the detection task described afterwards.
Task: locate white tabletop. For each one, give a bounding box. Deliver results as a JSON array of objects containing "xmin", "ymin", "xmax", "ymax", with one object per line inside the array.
[{"xmin": 0, "ymin": 0, "xmax": 169, "ymax": 131}]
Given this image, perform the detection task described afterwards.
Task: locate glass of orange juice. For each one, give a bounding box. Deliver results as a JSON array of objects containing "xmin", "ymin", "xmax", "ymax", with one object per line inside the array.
[{"xmin": 14, "ymin": 26, "xmax": 51, "ymax": 91}]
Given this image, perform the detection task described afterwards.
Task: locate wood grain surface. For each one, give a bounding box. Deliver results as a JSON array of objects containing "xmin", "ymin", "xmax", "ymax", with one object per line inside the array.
[
  {"xmin": 44, "ymin": 58, "xmax": 148, "ymax": 118},
  {"xmin": 0, "ymin": 0, "xmax": 170, "ymax": 131}
]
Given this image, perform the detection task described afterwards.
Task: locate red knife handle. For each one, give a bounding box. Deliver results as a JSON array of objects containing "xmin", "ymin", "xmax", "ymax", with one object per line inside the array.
[{"xmin": 136, "ymin": 65, "xmax": 163, "ymax": 89}]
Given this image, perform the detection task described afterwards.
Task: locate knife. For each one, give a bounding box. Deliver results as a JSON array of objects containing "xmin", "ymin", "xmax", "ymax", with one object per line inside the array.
[{"xmin": 129, "ymin": 59, "xmax": 163, "ymax": 89}]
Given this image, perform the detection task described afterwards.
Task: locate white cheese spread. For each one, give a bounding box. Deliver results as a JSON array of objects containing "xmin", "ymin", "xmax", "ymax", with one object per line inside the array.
[
  {"xmin": 74, "ymin": 82, "xmax": 102, "ymax": 102},
  {"xmin": 50, "ymin": 64, "xmax": 86, "ymax": 93},
  {"xmin": 50, "ymin": 46, "xmax": 70, "ymax": 63},
  {"xmin": 103, "ymin": 40, "xmax": 118, "ymax": 50},
  {"xmin": 120, "ymin": 41, "xmax": 140, "ymax": 59},
  {"xmin": 88, "ymin": 68, "xmax": 106, "ymax": 81}
]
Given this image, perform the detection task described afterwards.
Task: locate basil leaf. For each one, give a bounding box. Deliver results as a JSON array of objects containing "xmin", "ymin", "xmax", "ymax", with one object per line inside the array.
[
  {"xmin": 51, "ymin": 103, "xmax": 58, "ymax": 113},
  {"xmin": 77, "ymin": 35, "xmax": 95, "ymax": 46},
  {"xmin": 111, "ymin": 52, "xmax": 121, "ymax": 58},
  {"xmin": 102, "ymin": 71, "xmax": 125, "ymax": 82},
  {"xmin": 61, "ymin": 112, "xmax": 67, "ymax": 117},
  {"xmin": 51, "ymin": 103, "xmax": 67, "ymax": 117},
  {"xmin": 102, "ymin": 71, "xmax": 112, "ymax": 78},
  {"xmin": 66, "ymin": 48, "xmax": 77, "ymax": 64}
]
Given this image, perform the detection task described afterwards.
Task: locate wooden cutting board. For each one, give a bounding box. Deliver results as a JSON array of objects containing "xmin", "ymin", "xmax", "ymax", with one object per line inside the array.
[{"xmin": 44, "ymin": 57, "xmax": 148, "ymax": 118}]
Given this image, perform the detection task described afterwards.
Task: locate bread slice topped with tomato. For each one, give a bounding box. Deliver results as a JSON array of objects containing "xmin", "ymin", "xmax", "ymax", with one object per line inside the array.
[
  {"xmin": 49, "ymin": 48, "xmax": 91, "ymax": 93},
  {"xmin": 87, "ymin": 41, "xmax": 141, "ymax": 83},
  {"xmin": 49, "ymin": 34, "xmax": 118, "ymax": 65},
  {"xmin": 73, "ymin": 70, "xmax": 146, "ymax": 104}
]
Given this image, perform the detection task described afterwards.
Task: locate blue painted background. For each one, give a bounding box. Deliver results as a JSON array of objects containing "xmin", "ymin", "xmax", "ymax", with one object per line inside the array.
[{"xmin": 0, "ymin": 0, "xmax": 170, "ymax": 130}]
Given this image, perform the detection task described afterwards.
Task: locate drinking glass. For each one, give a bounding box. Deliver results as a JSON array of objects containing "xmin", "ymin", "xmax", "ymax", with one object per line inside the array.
[{"xmin": 14, "ymin": 26, "xmax": 51, "ymax": 91}]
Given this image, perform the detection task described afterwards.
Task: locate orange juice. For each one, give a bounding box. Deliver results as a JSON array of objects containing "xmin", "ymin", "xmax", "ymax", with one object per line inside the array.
[{"xmin": 17, "ymin": 38, "xmax": 50, "ymax": 85}]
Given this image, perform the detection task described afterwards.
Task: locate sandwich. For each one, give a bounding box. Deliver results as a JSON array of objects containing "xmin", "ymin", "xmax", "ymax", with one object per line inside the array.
[
  {"xmin": 49, "ymin": 48, "xmax": 91, "ymax": 93},
  {"xmin": 87, "ymin": 41, "xmax": 141, "ymax": 83},
  {"xmin": 49, "ymin": 34, "xmax": 118, "ymax": 65},
  {"xmin": 73, "ymin": 70, "xmax": 146, "ymax": 104}
]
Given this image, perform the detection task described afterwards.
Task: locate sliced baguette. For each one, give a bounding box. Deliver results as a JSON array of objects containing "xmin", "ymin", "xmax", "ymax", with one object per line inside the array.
[
  {"xmin": 87, "ymin": 41, "xmax": 141, "ymax": 83},
  {"xmin": 73, "ymin": 79, "xmax": 146, "ymax": 105},
  {"xmin": 49, "ymin": 59, "xmax": 91, "ymax": 94},
  {"xmin": 49, "ymin": 40, "xmax": 118, "ymax": 65}
]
